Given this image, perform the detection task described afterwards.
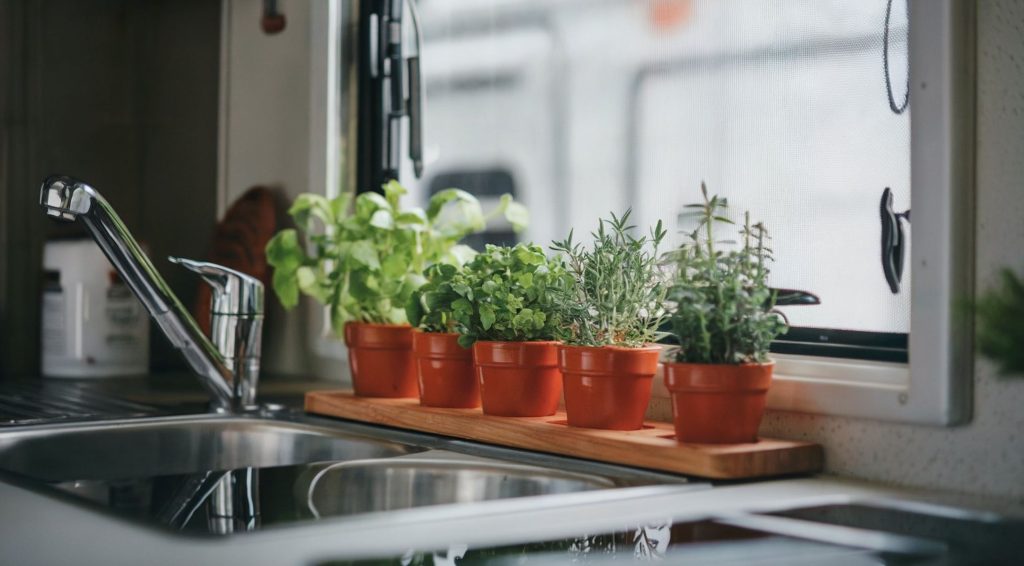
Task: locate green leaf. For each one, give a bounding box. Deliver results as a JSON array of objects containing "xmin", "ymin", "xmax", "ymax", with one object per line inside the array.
[
  {"xmin": 445, "ymin": 244, "xmax": 478, "ymax": 267},
  {"xmin": 395, "ymin": 210, "xmax": 427, "ymax": 225},
  {"xmin": 288, "ymin": 194, "xmax": 333, "ymax": 231},
  {"xmin": 382, "ymin": 180, "xmax": 408, "ymax": 208},
  {"xmin": 369, "ymin": 209, "xmax": 395, "ymax": 230},
  {"xmin": 381, "ymin": 253, "xmax": 407, "ymax": 278},
  {"xmin": 355, "ymin": 192, "xmax": 391, "ymax": 219},
  {"xmin": 452, "ymin": 297, "xmax": 472, "ymax": 312},
  {"xmin": 513, "ymin": 245, "xmax": 545, "ymax": 266},
  {"xmin": 295, "ymin": 266, "xmax": 330, "ymax": 303},
  {"xmin": 265, "ymin": 229, "xmax": 303, "ymax": 272},
  {"xmin": 329, "ymin": 192, "xmax": 352, "ymax": 219},
  {"xmin": 479, "ymin": 304, "xmax": 496, "ymax": 330},
  {"xmin": 500, "ymin": 194, "xmax": 530, "ymax": 232},
  {"xmin": 405, "ymin": 292, "xmax": 424, "ymax": 327},
  {"xmin": 427, "ymin": 188, "xmax": 477, "ymax": 221},
  {"xmin": 350, "ymin": 240, "xmax": 381, "ymax": 270},
  {"xmin": 272, "ymin": 268, "xmax": 299, "ymax": 309}
]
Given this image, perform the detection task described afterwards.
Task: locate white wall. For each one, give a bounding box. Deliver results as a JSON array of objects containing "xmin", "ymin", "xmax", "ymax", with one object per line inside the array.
[
  {"xmin": 219, "ymin": 0, "xmax": 333, "ymax": 378},
  {"xmin": 759, "ymin": 0, "xmax": 1024, "ymax": 501}
]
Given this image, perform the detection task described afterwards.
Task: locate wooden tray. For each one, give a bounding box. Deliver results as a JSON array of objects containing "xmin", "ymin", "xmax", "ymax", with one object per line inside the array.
[{"xmin": 305, "ymin": 391, "xmax": 823, "ymax": 480}]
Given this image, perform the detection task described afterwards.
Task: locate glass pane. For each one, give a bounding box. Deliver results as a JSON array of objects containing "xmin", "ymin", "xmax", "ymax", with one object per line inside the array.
[{"xmin": 399, "ymin": 0, "xmax": 911, "ymax": 335}]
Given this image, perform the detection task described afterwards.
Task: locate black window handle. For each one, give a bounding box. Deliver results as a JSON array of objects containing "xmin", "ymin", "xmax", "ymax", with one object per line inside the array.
[{"xmin": 880, "ymin": 187, "xmax": 911, "ymax": 294}]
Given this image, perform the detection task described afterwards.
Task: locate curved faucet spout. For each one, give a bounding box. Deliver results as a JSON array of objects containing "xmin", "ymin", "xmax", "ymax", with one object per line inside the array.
[{"xmin": 39, "ymin": 175, "xmax": 237, "ymax": 410}]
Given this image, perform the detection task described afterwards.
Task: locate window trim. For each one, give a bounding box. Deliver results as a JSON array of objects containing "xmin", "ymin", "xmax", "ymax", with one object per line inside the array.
[
  {"xmin": 299, "ymin": 0, "xmax": 974, "ymax": 425},
  {"xmin": 760, "ymin": 0, "xmax": 975, "ymax": 425}
]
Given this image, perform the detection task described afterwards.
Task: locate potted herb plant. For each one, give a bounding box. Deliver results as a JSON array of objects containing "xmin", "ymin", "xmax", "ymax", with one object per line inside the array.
[
  {"xmin": 425, "ymin": 243, "xmax": 567, "ymax": 417},
  {"xmin": 664, "ymin": 185, "xmax": 787, "ymax": 443},
  {"xmin": 265, "ymin": 181, "xmax": 526, "ymax": 398},
  {"xmin": 405, "ymin": 263, "xmax": 480, "ymax": 408},
  {"xmin": 549, "ymin": 211, "xmax": 668, "ymax": 430}
]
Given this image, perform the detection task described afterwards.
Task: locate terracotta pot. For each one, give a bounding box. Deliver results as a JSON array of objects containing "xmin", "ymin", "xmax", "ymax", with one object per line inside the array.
[
  {"xmin": 344, "ymin": 322, "xmax": 417, "ymax": 398},
  {"xmin": 663, "ymin": 361, "xmax": 774, "ymax": 443},
  {"xmin": 473, "ymin": 341, "xmax": 561, "ymax": 417},
  {"xmin": 412, "ymin": 330, "xmax": 479, "ymax": 408},
  {"xmin": 558, "ymin": 344, "xmax": 661, "ymax": 430}
]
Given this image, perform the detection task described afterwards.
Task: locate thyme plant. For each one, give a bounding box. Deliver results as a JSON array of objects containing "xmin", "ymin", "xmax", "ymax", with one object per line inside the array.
[
  {"xmin": 667, "ymin": 184, "xmax": 787, "ymax": 364},
  {"xmin": 550, "ymin": 210, "xmax": 669, "ymax": 348}
]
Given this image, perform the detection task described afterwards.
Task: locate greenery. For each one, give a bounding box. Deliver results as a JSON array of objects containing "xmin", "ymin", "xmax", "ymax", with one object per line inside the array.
[
  {"xmin": 666, "ymin": 184, "xmax": 787, "ymax": 364},
  {"xmin": 405, "ymin": 263, "xmax": 462, "ymax": 333},
  {"xmin": 549, "ymin": 210, "xmax": 669, "ymax": 347},
  {"xmin": 975, "ymin": 268, "xmax": 1024, "ymax": 376},
  {"xmin": 265, "ymin": 181, "xmax": 527, "ymax": 333},
  {"xmin": 408, "ymin": 243, "xmax": 568, "ymax": 347}
]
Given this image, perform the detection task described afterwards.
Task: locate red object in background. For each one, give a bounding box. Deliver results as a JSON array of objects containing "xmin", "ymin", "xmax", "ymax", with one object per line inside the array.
[
  {"xmin": 559, "ymin": 344, "xmax": 661, "ymax": 431},
  {"xmin": 649, "ymin": 0, "xmax": 693, "ymax": 32},
  {"xmin": 413, "ymin": 331, "xmax": 479, "ymax": 408},
  {"xmin": 261, "ymin": 0, "xmax": 286, "ymax": 34},
  {"xmin": 193, "ymin": 187, "xmax": 278, "ymax": 336},
  {"xmin": 345, "ymin": 322, "xmax": 418, "ymax": 398},
  {"xmin": 473, "ymin": 341, "xmax": 562, "ymax": 417}
]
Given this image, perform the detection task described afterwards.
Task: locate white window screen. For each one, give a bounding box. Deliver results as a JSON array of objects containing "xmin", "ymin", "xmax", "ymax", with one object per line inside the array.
[{"xmin": 404, "ymin": 0, "xmax": 911, "ymax": 337}]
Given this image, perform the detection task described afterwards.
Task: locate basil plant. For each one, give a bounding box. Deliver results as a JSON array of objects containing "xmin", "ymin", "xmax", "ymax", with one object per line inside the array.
[{"xmin": 266, "ymin": 181, "xmax": 527, "ymax": 333}]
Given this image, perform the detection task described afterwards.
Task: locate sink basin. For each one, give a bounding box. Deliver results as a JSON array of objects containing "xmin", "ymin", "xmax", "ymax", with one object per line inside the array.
[
  {"xmin": 0, "ymin": 414, "xmax": 671, "ymax": 535},
  {"xmin": 0, "ymin": 416, "xmax": 422, "ymax": 482},
  {"xmin": 305, "ymin": 455, "xmax": 615, "ymax": 518}
]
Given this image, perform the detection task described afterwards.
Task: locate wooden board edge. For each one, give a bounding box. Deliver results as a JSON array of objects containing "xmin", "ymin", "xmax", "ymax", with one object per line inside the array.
[{"xmin": 303, "ymin": 391, "xmax": 825, "ymax": 480}]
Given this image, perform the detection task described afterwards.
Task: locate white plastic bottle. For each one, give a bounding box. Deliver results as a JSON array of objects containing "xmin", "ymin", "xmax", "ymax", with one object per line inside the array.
[{"xmin": 41, "ymin": 239, "xmax": 150, "ymax": 377}]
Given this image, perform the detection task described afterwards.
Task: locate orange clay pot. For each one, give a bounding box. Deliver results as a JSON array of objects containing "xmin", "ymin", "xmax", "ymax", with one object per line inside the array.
[
  {"xmin": 344, "ymin": 322, "xmax": 417, "ymax": 398},
  {"xmin": 472, "ymin": 341, "xmax": 561, "ymax": 417},
  {"xmin": 663, "ymin": 361, "xmax": 774, "ymax": 443},
  {"xmin": 558, "ymin": 344, "xmax": 661, "ymax": 430},
  {"xmin": 412, "ymin": 330, "xmax": 479, "ymax": 408}
]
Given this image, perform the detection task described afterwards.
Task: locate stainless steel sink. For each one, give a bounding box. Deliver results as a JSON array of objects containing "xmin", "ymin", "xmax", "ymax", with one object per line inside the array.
[
  {"xmin": 0, "ymin": 413, "xmax": 685, "ymax": 535},
  {"xmin": 305, "ymin": 454, "xmax": 616, "ymax": 518},
  {"xmin": 0, "ymin": 415, "xmax": 423, "ymax": 482}
]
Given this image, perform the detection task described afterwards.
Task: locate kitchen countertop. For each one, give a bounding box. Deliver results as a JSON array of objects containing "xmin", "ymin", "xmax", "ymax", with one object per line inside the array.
[{"xmin": 2, "ymin": 374, "xmax": 1022, "ymax": 565}]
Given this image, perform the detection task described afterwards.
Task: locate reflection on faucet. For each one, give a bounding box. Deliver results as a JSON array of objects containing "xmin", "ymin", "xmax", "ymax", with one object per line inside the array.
[
  {"xmin": 208, "ymin": 468, "xmax": 261, "ymax": 534},
  {"xmin": 39, "ymin": 175, "xmax": 264, "ymax": 412}
]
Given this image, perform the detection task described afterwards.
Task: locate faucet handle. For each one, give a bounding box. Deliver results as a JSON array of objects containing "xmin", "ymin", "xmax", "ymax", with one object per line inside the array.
[{"xmin": 169, "ymin": 257, "xmax": 264, "ymax": 316}]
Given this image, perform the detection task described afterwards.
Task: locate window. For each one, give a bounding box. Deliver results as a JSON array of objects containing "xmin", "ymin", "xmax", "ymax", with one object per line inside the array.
[{"xmin": 315, "ymin": 0, "xmax": 974, "ymax": 424}]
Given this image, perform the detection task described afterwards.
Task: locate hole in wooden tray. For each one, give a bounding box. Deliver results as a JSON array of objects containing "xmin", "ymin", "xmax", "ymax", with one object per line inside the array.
[{"xmin": 545, "ymin": 419, "xmax": 654, "ymax": 430}]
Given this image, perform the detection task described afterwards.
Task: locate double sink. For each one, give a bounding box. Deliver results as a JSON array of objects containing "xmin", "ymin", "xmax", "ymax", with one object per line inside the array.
[
  {"xmin": 2, "ymin": 407, "xmax": 1022, "ymax": 564},
  {"xmin": 0, "ymin": 411, "xmax": 686, "ymax": 536}
]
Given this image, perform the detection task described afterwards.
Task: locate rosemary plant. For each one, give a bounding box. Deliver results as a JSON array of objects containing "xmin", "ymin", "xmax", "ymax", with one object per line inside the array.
[
  {"xmin": 667, "ymin": 184, "xmax": 787, "ymax": 364},
  {"xmin": 550, "ymin": 210, "xmax": 669, "ymax": 348}
]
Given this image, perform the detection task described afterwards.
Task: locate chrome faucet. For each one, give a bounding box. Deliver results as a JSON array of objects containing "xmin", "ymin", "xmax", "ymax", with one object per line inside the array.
[{"xmin": 39, "ymin": 175, "xmax": 264, "ymax": 412}]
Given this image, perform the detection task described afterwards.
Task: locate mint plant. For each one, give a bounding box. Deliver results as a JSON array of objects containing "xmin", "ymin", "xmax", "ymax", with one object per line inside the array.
[
  {"xmin": 265, "ymin": 181, "xmax": 527, "ymax": 333},
  {"xmin": 409, "ymin": 243, "xmax": 568, "ymax": 347},
  {"xmin": 667, "ymin": 184, "xmax": 787, "ymax": 364},
  {"xmin": 405, "ymin": 263, "xmax": 462, "ymax": 333},
  {"xmin": 549, "ymin": 210, "xmax": 669, "ymax": 348}
]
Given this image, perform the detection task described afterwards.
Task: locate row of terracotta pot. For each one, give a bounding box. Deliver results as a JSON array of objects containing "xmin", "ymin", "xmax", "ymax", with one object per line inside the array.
[{"xmin": 344, "ymin": 322, "xmax": 771, "ymax": 444}]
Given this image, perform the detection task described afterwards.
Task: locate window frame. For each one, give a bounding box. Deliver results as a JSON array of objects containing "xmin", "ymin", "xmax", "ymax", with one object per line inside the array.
[
  {"xmin": 299, "ymin": 0, "xmax": 975, "ymax": 425},
  {"xmin": 758, "ymin": 0, "xmax": 975, "ymax": 425}
]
